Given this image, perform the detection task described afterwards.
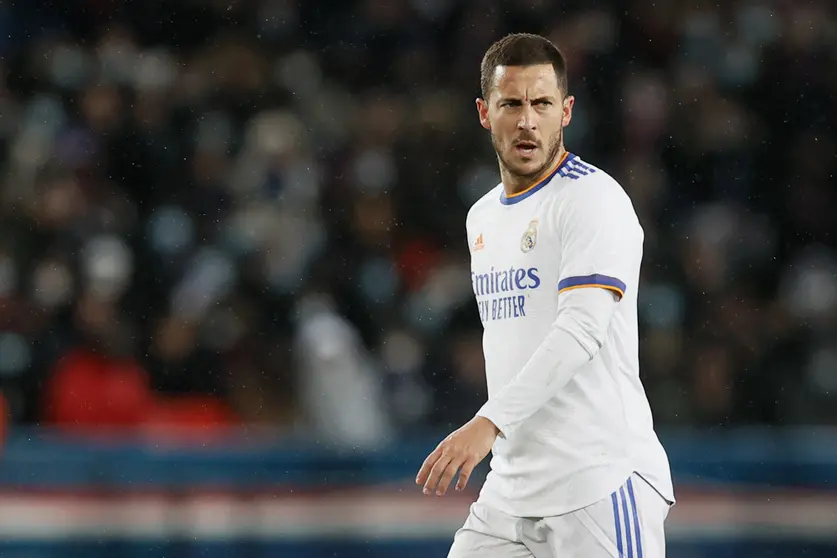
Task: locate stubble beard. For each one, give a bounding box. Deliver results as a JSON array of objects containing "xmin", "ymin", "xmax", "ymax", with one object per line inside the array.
[{"xmin": 493, "ymin": 125, "xmax": 564, "ymax": 185}]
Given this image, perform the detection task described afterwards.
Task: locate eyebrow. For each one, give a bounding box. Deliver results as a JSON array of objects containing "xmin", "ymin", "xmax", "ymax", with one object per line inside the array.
[{"xmin": 497, "ymin": 95, "xmax": 556, "ymax": 105}]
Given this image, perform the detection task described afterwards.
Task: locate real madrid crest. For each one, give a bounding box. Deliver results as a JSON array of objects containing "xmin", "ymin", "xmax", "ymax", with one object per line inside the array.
[{"xmin": 521, "ymin": 218, "xmax": 538, "ymax": 253}]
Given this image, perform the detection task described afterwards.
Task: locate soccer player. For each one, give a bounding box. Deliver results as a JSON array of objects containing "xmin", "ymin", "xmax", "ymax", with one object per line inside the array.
[{"xmin": 415, "ymin": 33, "xmax": 675, "ymax": 557}]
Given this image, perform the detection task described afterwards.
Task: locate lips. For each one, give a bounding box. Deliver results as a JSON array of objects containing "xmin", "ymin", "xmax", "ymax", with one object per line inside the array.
[{"xmin": 515, "ymin": 141, "xmax": 538, "ymax": 156}]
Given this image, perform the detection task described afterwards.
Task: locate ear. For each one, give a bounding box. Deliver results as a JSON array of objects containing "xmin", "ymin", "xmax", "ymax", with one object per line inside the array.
[
  {"xmin": 562, "ymin": 95, "xmax": 575, "ymax": 127},
  {"xmin": 476, "ymin": 98, "xmax": 491, "ymax": 131}
]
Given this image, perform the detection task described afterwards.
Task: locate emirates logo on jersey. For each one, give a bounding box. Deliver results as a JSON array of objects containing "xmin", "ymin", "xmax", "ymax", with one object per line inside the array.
[{"xmin": 471, "ymin": 266, "xmax": 540, "ymax": 323}]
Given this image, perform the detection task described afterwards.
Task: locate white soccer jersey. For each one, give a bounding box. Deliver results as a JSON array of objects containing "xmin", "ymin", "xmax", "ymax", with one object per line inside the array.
[{"xmin": 466, "ymin": 152, "xmax": 674, "ymax": 518}]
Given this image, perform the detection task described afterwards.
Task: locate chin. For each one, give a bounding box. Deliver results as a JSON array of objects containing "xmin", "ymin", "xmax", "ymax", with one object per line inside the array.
[{"xmin": 509, "ymin": 158, "xmax": 544, "ymax": 178}]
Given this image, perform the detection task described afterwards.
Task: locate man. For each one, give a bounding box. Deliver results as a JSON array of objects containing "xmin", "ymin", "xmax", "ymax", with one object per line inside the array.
[{"xmin": 415, "ymin": 33, "xmax": 675, "ymax": 557}]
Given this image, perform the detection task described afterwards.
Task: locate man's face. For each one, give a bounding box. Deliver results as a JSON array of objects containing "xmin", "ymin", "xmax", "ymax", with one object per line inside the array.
[{"xmin": 477, "ymin": 64, "xmax": 573, "ymax": 182}]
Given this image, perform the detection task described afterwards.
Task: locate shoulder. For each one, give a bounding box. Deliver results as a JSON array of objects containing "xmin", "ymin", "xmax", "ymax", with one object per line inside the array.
[
  {"xmin": 556, "ymin": 156, "xmax": 640, "ymax": 227},
  {"xmin": 557, "ymin": 155, "xmax": 631, "ymax": 204},
  {"xmin": 466, "ymin": 182, "xmax": 503, "ymax": 230}
]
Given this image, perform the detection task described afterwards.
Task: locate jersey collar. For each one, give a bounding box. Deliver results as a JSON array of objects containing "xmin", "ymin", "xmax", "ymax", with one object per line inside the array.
[{"xmin": 500, "ymin": 152, "xmax": 575, "ymax": 206}]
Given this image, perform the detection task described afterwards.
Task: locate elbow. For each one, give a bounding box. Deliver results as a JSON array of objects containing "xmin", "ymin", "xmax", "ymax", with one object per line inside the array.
[
  {"xmin": 554, "ymin": 291, "xmax": 616, "ymax": 358},
  {"xmin": 552, "ymin": 315, "xmax": 607, "ymax": 361},
  {"xmin": 574, "ymin": 319, "xmax": 609, "ymax": 359}
]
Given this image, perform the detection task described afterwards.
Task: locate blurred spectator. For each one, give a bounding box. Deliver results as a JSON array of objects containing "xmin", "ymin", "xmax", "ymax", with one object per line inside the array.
[{"xmin": 0, "ymin": 0, "xmax": 836, "ymax": 446}]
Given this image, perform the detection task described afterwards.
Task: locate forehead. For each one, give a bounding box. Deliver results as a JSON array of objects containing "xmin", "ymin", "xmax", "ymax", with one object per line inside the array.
[{"xmin": 489, "ymin": 64, "xmax": 560, "ymax": 100}]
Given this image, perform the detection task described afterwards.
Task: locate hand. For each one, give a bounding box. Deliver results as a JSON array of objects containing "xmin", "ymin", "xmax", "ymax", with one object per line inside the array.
[{"xmin": 415, "ymin": 416, "xmax": 500, "ymax": 496}]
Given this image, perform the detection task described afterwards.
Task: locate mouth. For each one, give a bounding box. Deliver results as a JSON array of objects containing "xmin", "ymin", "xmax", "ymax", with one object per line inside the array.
[{"xmin": 514, "ymin": 141, "xmax": 538, "ymax": 157}]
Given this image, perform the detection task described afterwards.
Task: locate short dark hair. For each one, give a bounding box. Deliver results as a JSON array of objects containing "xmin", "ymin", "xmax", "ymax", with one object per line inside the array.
[{"xmin": 480, "ymin": 33, "xmax": 568, "ymax": 100}]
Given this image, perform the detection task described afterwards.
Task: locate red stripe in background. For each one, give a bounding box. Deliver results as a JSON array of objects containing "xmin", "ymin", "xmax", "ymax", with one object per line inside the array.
[{"xmin": 0, "ymin": 488, "xmax": 833, "ymax": 540}]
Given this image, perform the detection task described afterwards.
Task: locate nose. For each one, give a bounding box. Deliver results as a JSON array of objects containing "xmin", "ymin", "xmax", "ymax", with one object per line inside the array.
[{"xmin": 517, "ymin": 103, "xmax": 537, "ymax": 131}]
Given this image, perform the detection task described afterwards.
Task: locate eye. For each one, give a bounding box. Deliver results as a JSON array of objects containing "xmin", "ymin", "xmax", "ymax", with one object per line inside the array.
[{"xmin": 536, "ymin": 100, "xmax": 552, "ymax": 107}]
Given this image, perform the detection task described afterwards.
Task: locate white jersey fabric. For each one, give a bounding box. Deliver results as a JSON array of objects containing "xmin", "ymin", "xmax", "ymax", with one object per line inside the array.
[{"xmin": 465, "ymin": 152, "xmax": 674, "ymax": 518}]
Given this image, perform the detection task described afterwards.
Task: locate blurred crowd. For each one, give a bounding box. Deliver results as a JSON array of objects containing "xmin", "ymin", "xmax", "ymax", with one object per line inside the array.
[{"xmin": 0, "ymin": 0, "xmax": 836, "ymax": 446}]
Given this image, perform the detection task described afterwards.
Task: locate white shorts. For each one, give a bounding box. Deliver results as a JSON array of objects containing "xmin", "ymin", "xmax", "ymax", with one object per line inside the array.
[{"xmin": 448, "ymin": 473, "xmax": 670, "ymax": 558}]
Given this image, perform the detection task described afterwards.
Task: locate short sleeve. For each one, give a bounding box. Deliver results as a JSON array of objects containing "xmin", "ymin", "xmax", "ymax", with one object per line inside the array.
[{"xmin": 556, "ymin": 178, "xmax": 643, "ymax": 301}]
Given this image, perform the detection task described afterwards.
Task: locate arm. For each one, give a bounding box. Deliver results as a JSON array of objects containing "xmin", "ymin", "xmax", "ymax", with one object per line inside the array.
[
  {"xmin": 477, "ymin": 179, "xmax": 644, "ymax": 438},
  {"xmin": 476, "ymin": 288, "xmax": 618, "ymax": 438}
]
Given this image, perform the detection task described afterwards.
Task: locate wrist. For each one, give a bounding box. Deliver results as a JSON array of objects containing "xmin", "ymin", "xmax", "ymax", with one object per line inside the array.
[{"xmin": 474, "ymin": 410, "xmax": 504, "ymax": 438}]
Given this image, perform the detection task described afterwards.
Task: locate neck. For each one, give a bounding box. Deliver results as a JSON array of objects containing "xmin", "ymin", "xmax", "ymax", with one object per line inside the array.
[{"xmin": 501, "ymin": 147, "xmax": 567, "ymax": 197}]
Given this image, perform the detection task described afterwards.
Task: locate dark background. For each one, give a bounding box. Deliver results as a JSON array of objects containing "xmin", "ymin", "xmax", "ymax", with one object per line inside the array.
[
  {"xmin": 3, "ymin": 0, "xmax": 836, "ymax": 437},
  {"xmin": 0, "ymin": 1, "xmax": 835, "ymax": 556}
]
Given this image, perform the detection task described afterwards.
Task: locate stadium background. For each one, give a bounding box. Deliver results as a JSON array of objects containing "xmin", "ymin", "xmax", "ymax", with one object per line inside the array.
[{"xmin": 0, "ymin": 0, "xmax": 836, "ymax": 556}]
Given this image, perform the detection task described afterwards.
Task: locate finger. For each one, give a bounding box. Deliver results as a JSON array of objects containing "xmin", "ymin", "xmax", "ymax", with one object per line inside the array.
[
  {"xmin": 455, "ymin": 458, "xmax": 478, "ymax": 492},
  {"xmin": 415, "ymin": 447, "xmax": 442, "ymax": 485},
  {"xmin": 424, "ymin": 454, "xmax": 453, "ymax": 495},
  {"xmin": 435, "ymin": 456, "xmax": 465, "ymax": 496}
]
